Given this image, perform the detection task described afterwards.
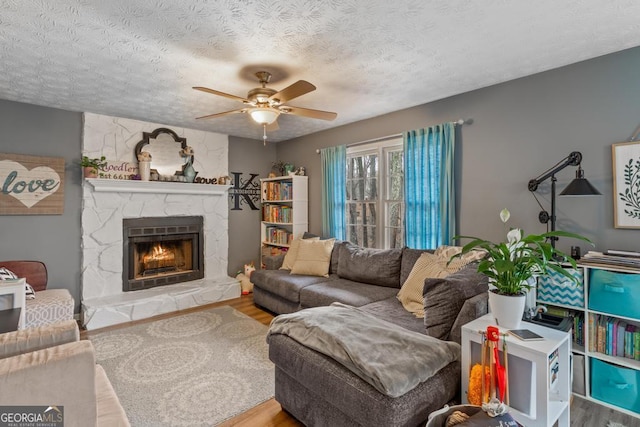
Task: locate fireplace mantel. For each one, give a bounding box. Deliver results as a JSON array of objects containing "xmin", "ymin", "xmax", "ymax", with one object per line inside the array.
[{"xmin": 86, "ymin": 178, "xmax": 231, "ymax": 195}]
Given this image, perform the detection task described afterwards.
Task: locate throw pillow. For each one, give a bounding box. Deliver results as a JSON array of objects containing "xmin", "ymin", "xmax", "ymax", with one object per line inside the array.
[
  {"xmin": 337, "ymin": 244, "xmax": 403, "ymax": 288},
  {"xmin": 0, "ymin": 267, "xmax": 17, "ymax": 280},
  {"xmin": 397, "ymin": 252, "xmax": 451, "ymax": 318},
  {"xmin": 25, "ymin": 283, "xmax": 36, "ymax": 300},
  {"xmin": 0, "ymin": 267, "xmax": 36, "ymax": 299},
  {"xmin": 397, "ymin": 247, "xmax": 486, "ymax": 318},
  {"xmin": 290, "ymin": 238, "xmax": 336, "ymax": 277},
  {"xmin": 423, "ymin": 264, "xmax": 489, "ymax": 340},
  {"xmin": 280, "ymin": 236, "xmax": 319, "ymax": 270}
]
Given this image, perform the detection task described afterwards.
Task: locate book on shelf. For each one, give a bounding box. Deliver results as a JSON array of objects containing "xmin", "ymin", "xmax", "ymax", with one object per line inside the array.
[
  {"xmin": 617, "ymin": 321, "xmax": 627, "ymax": 357},
  {"xmin": 588, "ymin": 313, "xmax": 597, "ymax": 352},
  {"xmin": 605, "ymin": 249, "xmax": 640, "ymax": 258},
  {"xmin": 580, "ymin": 251, "xmax": 640, "ymax": 270}
]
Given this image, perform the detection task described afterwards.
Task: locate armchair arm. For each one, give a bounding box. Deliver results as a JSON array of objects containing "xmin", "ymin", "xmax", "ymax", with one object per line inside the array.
[
  {"xmin": 0, "ymin": 319, "xmax": 79, "ymax": 359},
  {"xmin": 0, "ymin": 340, "xmax": 97, "ymax": 427}
]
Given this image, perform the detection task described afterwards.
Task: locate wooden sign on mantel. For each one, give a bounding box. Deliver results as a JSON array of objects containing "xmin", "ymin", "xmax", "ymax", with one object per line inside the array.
[{"xmin": 0, "ymin": 153, "xmax": 65, "ymax": 215}]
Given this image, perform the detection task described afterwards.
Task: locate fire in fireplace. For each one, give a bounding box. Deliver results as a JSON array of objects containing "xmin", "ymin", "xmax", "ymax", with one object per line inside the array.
[{"xmin": 122, "ymin": 216, "xmax": 204, "ymax": 291}]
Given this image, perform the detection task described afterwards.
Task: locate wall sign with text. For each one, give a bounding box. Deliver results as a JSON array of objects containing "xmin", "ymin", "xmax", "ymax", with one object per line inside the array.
[
  {"xmin": 228, "ymin": 172, "xmax": 260, "ymax": 211},
  {"xmin": 0, "ymin": 153, "xmax": 65, "ymax": 215}
]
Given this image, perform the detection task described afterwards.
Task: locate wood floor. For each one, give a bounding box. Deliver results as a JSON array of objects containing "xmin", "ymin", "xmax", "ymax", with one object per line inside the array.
[{"xmin": 82, "ymin": 295, "xmax": 640, "ymax": 427}]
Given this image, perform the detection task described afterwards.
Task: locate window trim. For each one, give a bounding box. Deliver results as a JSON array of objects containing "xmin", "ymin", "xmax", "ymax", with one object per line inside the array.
[{"xmin": 346, "ymin": 136, "xmax": 403, "ymax": 248}]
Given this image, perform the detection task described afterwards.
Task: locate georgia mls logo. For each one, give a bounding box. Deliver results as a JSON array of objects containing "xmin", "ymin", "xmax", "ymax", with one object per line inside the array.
[
  {"xmin": 228, "ymin": 172, "xmax": 260, "ymax": 211},
  {"xmin": 0, "ymin": 405, "xmax": 64, "ymax": 426}
]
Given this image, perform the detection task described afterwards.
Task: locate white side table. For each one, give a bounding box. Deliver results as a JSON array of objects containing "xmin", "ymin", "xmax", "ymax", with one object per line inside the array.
[
  {"xmin": 461, "ymin": 314, "xmax": 571, "ymax": 427},
  {"xmin": 0, "ymin": 278, "xmax": 26, "ymax": 330}
]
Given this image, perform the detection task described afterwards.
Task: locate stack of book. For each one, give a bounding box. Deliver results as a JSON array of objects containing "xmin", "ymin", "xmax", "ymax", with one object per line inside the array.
[
  {"xmin": 580, "ymin": 250, "xmax": 640, "ymax": 271},
  {"xmin": 589, "ymin": 313, "xmax": 640, "ymax": 360},
  {"xmin": 262, "ymin": 204, "xmax": 292, "ymax": 223},
  {"xmin": 264, "ymin": 226, "xmax": 293, "ymax": 245}
]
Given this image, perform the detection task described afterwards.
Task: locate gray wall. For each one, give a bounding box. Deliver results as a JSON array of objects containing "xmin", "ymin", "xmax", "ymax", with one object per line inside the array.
[
  {"xmin": 276, "ymin": 46, "xmax": 640, "ymax": 254},
  {"xmin": 228, "ymin": 136, "xmax": 277, "ymax": 276},
  {"xmin": 0, "ymin": 100, "xmax": 83, "ymax": 310},
  {"xmin": 2, "ymin": 45, "xmax": 640, "ymax": 312}
]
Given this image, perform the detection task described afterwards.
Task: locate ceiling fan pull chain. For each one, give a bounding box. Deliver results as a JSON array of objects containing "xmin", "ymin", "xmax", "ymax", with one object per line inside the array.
[{"xmin": 263, "ymin": 124, "xmax": 268, "ymax": 146}]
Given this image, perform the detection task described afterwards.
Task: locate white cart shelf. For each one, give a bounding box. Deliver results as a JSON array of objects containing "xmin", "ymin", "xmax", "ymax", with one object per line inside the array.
[{"xmin": 461, "ymin": 314, "xmax": 571, "ymax": 427}]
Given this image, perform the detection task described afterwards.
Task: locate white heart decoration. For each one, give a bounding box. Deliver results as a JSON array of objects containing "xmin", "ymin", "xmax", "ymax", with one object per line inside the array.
[{"xmin": 0, "ymin": 160, "xmax": 61, "ymax": 208}]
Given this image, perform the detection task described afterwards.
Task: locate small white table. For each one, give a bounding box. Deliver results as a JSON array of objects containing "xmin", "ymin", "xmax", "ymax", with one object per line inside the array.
[
  {"xmin": 461, "ymin": 314, "xmax": 571, "ymax": 427},
  {"xmin": 0, "ymin": 278, "xmax": 26, "ymax": 330}
]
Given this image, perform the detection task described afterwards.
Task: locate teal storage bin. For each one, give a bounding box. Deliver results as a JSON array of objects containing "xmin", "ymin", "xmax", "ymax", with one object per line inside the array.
[
  {"xmin": 591, "ymin": 358, "xmax": 640, "ymax": 413},
  {"xmin": 588, "ymin": 269, "xmax": 640, "ymax": 319}
]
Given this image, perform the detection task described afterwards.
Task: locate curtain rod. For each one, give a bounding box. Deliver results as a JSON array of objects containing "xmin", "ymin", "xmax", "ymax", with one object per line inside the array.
[{"xmin": 315, "ymin": 118, "xmax": 467, "ymax": 153}]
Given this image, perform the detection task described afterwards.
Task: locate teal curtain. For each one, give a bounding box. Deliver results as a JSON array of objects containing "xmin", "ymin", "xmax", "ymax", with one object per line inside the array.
[
  {"xmin": 403, "ymin": 122, "xmax": 456, "ymax": 249},
  {"xmin": 321, "ymin": 145, "xmax": 347, "ymax": 239}
]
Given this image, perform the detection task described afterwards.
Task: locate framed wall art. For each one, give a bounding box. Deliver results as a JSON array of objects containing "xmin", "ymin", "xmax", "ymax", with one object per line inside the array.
[
  {"xmin": 612, "ymin": 141, "xmax": 640, "ymax": 228},
  {"xmin": 0, "ymin": 153, "xmax": 65, "ymax": 215}
]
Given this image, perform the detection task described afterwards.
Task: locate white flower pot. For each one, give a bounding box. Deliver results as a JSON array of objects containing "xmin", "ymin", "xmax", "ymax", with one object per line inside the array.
[{"xmin": 488, "ymin": 290, "xmax": 526, "ymax": 329}]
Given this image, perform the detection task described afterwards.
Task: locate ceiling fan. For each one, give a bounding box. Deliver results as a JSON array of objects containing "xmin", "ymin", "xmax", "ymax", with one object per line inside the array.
[{"xmin": 193, "ymin": 71, "xmax": 337, "ymax": 143}]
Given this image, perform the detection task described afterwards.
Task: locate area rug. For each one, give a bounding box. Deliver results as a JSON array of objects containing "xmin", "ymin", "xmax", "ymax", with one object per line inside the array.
[{"xmin": 89, "ymin": 306, "xmax": 274, "ymax": 426}]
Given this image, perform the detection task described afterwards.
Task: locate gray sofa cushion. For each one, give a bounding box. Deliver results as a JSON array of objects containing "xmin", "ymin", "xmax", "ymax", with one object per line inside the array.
[
  {"xmin": 359, "ymin": 297, "xmax": 426, "ymax": 335},
  {"xmin": 422, "ymin": 263, "xmax": 489, "ymax": 340},
  {"xmin": 337, "ymin": 244, "xmax": 403, "ymax": 288},
  {"xmin": 329, "ymin": 240, "xmax": 346, "ymax": 274},
  {"xmin": 300, "ymin": 277, "xmax": 398, "ymax": 308},
  {"xmin": 400, "ymin": 248, "xmax": 434, "ymax": 285},
  {"xmin": 251, "ymin": 269, "xmax": 330, "ymax": 302},
  {"xmin": 448, "ymin": 293, "xmax": 489, "ymax": 344}
]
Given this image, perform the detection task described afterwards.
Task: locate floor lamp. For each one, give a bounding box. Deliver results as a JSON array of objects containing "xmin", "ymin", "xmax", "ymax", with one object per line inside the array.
[{"xmin": 527, "ymin": 151, "xmax": 601, "ymax": 248}]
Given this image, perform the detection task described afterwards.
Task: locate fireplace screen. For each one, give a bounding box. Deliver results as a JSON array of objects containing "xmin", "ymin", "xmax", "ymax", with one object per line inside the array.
[{"xmin": 123, "ymin": 216, "xmax": 204, "ymax": 291}]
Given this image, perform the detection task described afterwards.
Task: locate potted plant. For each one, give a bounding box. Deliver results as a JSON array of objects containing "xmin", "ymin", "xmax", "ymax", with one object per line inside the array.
[
  {"xmin": 81, "ymin": 156, "xmax": 107, "ymax": 178},
  {"xmin": 454, "ymin": 208, "xmax": 593, "ymax": 329}
]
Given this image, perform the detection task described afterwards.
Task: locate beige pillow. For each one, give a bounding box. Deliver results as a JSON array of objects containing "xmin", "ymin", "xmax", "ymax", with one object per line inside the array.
[
  {"xmin": 397, "ymin": 247, "xmax": 485, "ymax": 317},
  {"xmin": 290, "ymin": 238, "xmax": 336, "ymax": 277},
  {"xmin": 280, "ymin": 237, "xmax": 319, "ymax": 270},
  {"xmin": 397, "ymin": 252, "xmax": 450, "ymax": 317}
]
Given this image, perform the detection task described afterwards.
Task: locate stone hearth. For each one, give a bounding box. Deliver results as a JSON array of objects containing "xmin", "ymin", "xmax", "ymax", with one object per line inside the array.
[{"xmin": 81, "ymin": 114, "xmax": 239, "ymax": 330}]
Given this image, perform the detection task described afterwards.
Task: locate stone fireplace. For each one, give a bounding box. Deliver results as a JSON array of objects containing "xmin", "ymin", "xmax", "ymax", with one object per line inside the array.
[
  {"xmin": 123, "ymin": 216, "xmax": 205, "ymax": 291},
  {"xmin": 80, "ymin": 113, "xmax": 239, "ymax": 330}
]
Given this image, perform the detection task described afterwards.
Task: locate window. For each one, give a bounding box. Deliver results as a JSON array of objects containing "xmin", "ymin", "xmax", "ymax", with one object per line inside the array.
[{"xmin": 346, "ymin": 137, "xmax": 403, "ymax": 248}]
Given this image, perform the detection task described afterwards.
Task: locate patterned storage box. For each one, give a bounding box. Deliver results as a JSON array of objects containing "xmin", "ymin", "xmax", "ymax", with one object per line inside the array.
[{"xmin": 537, "ymin": 268, "xmax": 584, "ymax": 308}]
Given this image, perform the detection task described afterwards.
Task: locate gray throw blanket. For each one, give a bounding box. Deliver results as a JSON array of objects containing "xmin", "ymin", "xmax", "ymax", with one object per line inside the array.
[{"xmin": 267, "ymin": 303, "xmax": 460, "ymax": 397}]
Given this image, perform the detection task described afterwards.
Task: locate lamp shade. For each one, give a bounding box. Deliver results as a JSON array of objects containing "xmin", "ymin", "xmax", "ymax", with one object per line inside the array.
[
  {"xmin": 560, "ymin": 167, "xmax": 601, "ymax": 196},
  {"xmin": 250, "ymin": 108, "xmax": 279, "ymax": 125}
]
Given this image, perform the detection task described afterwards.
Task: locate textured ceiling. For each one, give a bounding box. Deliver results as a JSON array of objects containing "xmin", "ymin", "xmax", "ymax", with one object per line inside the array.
[{"xmin": 2, "ymin": 1, "xmax": 640, "ymax": 142}]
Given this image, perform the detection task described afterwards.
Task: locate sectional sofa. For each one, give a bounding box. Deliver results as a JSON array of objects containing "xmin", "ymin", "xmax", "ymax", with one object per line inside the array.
[{"xmin": 253, "ymin": 240, "xmax": 489, "ymax": 426}]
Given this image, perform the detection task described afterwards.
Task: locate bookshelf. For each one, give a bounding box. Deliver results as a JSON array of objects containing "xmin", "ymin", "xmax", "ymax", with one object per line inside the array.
[
  {"xmin": 536, "ymin": 264, "xmax": 640, "ymax": 417},
  {"xmin": 260, "ymin": 175, "xmax": 308, "ymax": 268}
]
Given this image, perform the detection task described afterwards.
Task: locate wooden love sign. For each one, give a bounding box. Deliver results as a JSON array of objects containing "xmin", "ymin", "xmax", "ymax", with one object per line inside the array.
[{"xmin": 0, "ymin": 153, "xmax": 65, "ymax": 215}]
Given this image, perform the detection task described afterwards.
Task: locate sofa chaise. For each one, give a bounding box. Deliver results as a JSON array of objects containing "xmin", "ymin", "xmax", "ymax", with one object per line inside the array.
[{"xmin": 252, "ymin": 240, "xmax": 489, "ymax": 426}]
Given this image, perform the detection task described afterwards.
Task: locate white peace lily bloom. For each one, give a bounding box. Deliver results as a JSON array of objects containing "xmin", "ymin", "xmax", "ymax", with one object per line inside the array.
[
  {"xmin": 499, "ymin": 208, "xmax": 511, "ymax": 223},
  {"xmin": 506, "ymin": 228, "xmax": 522, "ymax": 244}
]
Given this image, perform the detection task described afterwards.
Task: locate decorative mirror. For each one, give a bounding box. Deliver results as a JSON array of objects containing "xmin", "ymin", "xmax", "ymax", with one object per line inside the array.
[{"xmin": 134, "ymin": 128, "xmax": 191, "ymax": 176}]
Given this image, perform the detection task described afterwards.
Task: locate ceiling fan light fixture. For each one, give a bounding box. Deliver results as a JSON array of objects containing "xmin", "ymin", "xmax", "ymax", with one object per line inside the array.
[{"xmin": 250, "ymin": 107, "xmax": 279, "ymax": 125}]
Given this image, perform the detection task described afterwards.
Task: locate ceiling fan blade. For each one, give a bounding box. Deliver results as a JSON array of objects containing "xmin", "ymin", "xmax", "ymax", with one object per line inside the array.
[
  {"xmin": 193, "ymin": 86, "xmax": 249, "ymax": 103},
  {"xmin": 281, "ymin": 105, "xmax": 337, "ymax": 121},
  {"xmin": 270, "ymin": 80, "xmax": 316, "ymax": 104},
  {"xmin": 266, "ymin": 121, "xmax": 279, "ymax": 132},
  {"xmin": 195, "ymin": 108, "xmax": 247, "ymax": 120}
]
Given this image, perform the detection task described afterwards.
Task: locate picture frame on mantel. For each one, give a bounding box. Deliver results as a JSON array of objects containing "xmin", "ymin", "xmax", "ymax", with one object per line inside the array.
[{"xmin": 612, "ymin": 140, "xmax": 640, "ymax": 228}]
